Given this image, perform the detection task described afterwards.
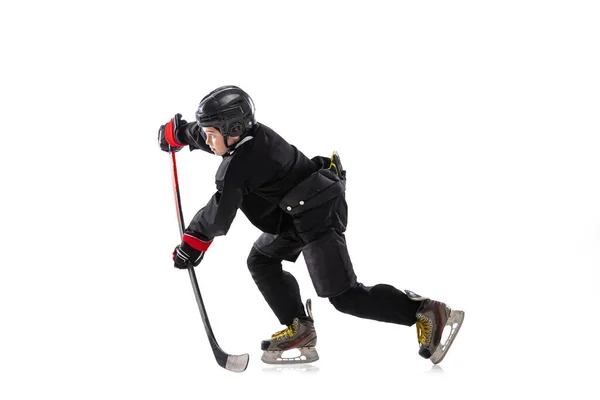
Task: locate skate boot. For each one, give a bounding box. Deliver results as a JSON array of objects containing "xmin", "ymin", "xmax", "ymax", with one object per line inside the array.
[
  {"xmin": 261, "ymin": 299, "xmax": 319, "ymax": 365},
  {"xmin": 405, "ymin": 290, "xmax": 465, "ymax": 364}
]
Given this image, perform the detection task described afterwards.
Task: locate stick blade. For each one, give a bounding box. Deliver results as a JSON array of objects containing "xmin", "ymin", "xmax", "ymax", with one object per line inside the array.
[{"xmin": 224, "ymin": 353, "xmax": 250, "ymax": 373}]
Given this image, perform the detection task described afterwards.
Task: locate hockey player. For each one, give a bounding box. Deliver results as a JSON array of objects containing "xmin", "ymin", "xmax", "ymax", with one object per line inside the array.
[{"xmin": 158, "ymin": 85, "xmax": 464, "ymax": 365}]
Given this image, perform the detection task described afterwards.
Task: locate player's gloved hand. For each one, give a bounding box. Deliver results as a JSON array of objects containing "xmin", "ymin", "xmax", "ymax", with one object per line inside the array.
[
  {"xmin": 172, "ymin": 234, "xmax": 213, "ymax": 269},
  {"xmin": 158, "ymin": 113, "xmax": 188, "ymax": 152},
  {"xmin": 172, "ymin": 243, "xmax": 204, "ymax": 269}
]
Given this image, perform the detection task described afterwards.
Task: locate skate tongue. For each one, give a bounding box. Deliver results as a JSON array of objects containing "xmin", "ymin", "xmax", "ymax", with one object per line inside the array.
[{"xmin": 306, "ymin": 298, "xmax": 314, "ymax": 320}]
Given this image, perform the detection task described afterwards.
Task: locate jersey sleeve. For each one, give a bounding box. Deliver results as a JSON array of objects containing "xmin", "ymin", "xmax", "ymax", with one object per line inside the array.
[
  {"xmin": 184, "ymin": 188, "xmax": 244, "ymax": 241},
  {"xmin": 179, "ymin": 121, "xmax": 213, "ymax": 154},
  {"xmin": 184, "ymin": 156, "xmax": 246, "ymax": 241}
]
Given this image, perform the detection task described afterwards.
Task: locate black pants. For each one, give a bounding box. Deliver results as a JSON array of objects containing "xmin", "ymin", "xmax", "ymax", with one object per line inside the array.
[{"xmin": 247, "ymin": 197, "xmax": 420, "ymax": 326}]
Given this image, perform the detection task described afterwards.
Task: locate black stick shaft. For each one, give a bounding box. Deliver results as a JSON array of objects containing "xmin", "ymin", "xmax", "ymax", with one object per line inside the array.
[
  {"xmin": 169, "ymin": 151, "xmax": 224, "ymax": 362},
  {"xmin": 168, "ymin": 149, "xmax": 248, "ymax": 372}
]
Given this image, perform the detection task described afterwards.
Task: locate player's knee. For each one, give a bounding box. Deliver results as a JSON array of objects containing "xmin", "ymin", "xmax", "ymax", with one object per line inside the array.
[
  {"xmin": 247, "ymin": 247, "xmax": 274, "ymax": 278},
  {"xmin": 328, "ymin": 289, "xmax": 354, "ymax": 314},
  {"xmin": 246, "ymin": 247, "xmax": 262, "ymax": 274},
  {"xmin": 328, "ymin": 283, "xmax": 368, "ymax": 314}
]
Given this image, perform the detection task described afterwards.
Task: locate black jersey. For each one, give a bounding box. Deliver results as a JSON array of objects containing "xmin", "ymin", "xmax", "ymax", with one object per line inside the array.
[{"xmin": 178, "ymin": 122, "xmax": 319, "ymax": 241}]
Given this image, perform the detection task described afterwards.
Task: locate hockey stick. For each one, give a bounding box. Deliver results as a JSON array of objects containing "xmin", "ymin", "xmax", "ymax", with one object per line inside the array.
[{"xmin": 169, "ymin": 149, "xmax": 249, "ymax": 373}]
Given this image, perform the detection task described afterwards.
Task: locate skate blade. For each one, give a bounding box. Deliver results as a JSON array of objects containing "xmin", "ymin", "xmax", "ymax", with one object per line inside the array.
[
  {"xmin": 261, "ymin": 347, "xmax": 319, "ymax": 365},
  {"xmin": 430, "ymin": 310, "xmax": 465, "ymax": 364}
]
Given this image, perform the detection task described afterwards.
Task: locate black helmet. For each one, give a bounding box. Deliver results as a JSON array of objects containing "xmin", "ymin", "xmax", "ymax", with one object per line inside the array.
[{"xmin": 196, "ymin": 86, "xmax": 256, "ymax": 142}]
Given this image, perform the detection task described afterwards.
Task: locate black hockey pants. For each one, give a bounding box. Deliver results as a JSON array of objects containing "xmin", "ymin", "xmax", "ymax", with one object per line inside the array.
[
  {"xmin": 248, "ymin": 241, "xmax": 421, "ymax": 327},
  {"xmin": 247, "ymin": 191, "xmax": 420, "ymax": 327}
]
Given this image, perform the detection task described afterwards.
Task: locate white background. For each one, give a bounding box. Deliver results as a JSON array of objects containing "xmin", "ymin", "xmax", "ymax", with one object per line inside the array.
[{"xmin": 1, "ymin": 1, "xmax": 599, "ymax": 399}]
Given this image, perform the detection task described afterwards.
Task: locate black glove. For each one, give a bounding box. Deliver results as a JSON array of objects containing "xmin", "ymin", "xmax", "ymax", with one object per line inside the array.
[
  {"xmin": 173, "ymin": 243, "xmax": 204, "ymax": 269},
  {"xmin": 158, "ymin": 113, "xmax": 188, "ymax": 152},
  {"xmin": 172, "ymin": 234, "xmax": 213, "ymax": 269}
]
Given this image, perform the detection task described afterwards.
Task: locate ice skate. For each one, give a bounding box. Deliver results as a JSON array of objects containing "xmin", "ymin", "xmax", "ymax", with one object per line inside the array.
[
  {"xmin": 261, "ymin": 299, "xmax": 319, "ymax": 365},
  {"xmin": 406, "ymin": 290, "xmax": 465, "ymax": 364}
]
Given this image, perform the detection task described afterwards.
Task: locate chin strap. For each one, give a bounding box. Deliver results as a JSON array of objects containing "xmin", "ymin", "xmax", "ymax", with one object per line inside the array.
[
  {"xmin": 224, "ymin": 134, "xmax": 236, "ymax": 151},
  {"xmin": 225, "ymin": 122, "xmax": 257, "ymax": 153}
]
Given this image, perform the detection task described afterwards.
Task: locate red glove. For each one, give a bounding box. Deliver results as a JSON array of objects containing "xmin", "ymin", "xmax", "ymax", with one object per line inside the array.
[{"xmin": 158, "ymin": 114, "xmax": 187, "ymax": 152}]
